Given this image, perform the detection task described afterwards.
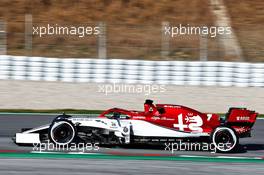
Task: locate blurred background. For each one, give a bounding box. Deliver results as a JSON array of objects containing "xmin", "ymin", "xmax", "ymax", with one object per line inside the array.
[
  {"xmin": 0, "ymin": 0, "xmax": 263, "ymax": 62},
  {"xmin": 0, "ymin": 0, "xmax": 263, "ymax": 112}
]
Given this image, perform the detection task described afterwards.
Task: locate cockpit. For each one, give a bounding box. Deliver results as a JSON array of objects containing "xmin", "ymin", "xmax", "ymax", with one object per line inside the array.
[{"xmin": 104, "ymin": 111, "xmax": 131, "ymax": 120}]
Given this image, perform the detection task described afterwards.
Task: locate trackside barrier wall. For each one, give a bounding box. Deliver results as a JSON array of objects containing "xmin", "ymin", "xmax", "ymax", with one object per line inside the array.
[{"xmin": 0, "ymin": 55, "xmax": 263, "ymax": 87}]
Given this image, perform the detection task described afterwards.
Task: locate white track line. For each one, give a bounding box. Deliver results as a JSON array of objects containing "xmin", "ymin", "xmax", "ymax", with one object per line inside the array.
[
  {"xmin": 179, "ymin": 154, "xmax": 261, "ymax": 159},
  {"xmin": 217, "ymin": 156, "xmax": 262, "ymax": 159},
  {"xmin": 179, "ymin": 155, "xmax": 208, "ymax": 158},
  {"xmin": 30, "ymin": 151, "xmax": 262, "ymax": 160}
]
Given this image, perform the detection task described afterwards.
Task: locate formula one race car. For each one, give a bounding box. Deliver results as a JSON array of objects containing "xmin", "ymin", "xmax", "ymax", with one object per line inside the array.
[{"xmin": 14, "ymin": 100, "xmax": 258, "ymax": 152}]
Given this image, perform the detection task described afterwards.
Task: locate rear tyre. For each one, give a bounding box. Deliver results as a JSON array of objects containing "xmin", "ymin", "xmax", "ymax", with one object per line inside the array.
[
  {"xmin": 48, "ymin": 119, "xmax": 76, "ymax": 146},
  {"xmin": 211, "ymin": 126, "xmax": 239, "ymax": 153}
]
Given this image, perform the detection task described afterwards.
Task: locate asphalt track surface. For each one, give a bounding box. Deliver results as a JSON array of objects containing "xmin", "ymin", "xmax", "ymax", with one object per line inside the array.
[
  {"xmin": 0, "ymin": 113, "xmax": 264, "ymax": 175},
  {"xmin": 1, "ymin": 158, "xmax": 264, "ymax": 175}
]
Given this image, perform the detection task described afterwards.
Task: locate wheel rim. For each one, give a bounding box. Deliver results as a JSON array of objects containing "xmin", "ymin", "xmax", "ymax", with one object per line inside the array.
[
  {"xmin": 50, "ymin": 121, "xmax": 75, "ymax": 145},
  {"xmin": 212, "ymin": 127, "xmax": 237, "ymax": 152}
]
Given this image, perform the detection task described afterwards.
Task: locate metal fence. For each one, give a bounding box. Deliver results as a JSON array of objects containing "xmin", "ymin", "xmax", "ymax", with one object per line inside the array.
[
  {"xmin": 0, "ymin": 55, "xmax": 263, "ymax": 87},
  {"xmin": 1, "ymin": 18, "xmax": 263, "ymax": 62}
]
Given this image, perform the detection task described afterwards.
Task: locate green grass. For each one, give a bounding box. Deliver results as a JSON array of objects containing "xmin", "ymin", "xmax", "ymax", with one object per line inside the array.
[
  {"xmin": 258, "ymin": 114, "xmax": 264, "ymax": 118},
  {"xmin": 0, "ymin": 152, "xmax": 263, "ymax": 163}
]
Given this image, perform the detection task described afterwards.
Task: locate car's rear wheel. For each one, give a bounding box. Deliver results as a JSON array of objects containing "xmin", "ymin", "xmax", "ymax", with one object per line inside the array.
[
  {"xmin": 211, "ymin": 126, "xmax": 239, "ymax": 152},
  {"xmin": 48, "ymin": 120, "xmax": 76, "ymax": 146}
]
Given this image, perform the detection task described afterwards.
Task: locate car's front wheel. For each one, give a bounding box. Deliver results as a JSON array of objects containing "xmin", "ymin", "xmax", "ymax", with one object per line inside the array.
[
  {"xmin": 48, "ymin": 119, "xmax": 76, "ymax": 146},
  {"xmin": 211, "ymin": 126, "xmax": 239, "ymax": 152}
]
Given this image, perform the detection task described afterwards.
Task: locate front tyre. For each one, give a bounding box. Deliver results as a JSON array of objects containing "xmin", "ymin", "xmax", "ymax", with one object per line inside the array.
[
  {"xmin": 48, "ymin": 120, "xmax": 76, "ymax": 146},
  {"xmin": 211, "ymin": 126, "xmax": 239, "ymax": 152}
]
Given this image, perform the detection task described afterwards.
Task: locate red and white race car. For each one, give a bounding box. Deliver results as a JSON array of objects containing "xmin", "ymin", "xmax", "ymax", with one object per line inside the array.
[{"xmin": 15, "ymin": 100, "xmax": 258, "ymax": 152}]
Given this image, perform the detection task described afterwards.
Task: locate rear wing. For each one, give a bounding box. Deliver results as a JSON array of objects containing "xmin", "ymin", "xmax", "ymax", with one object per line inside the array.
[{"xmin": 226, "ymin": 108, "xmax": 258, "ymax": 127}]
